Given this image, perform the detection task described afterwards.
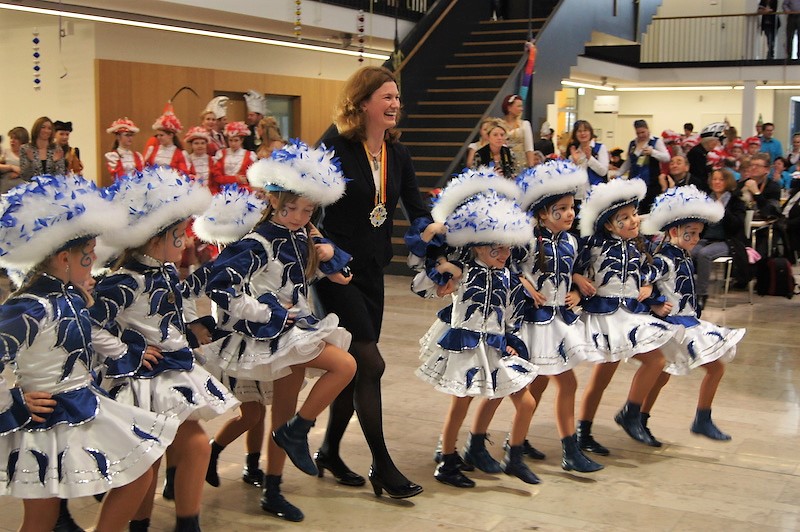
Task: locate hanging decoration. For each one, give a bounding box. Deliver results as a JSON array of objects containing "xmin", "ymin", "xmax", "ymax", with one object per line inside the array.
[
  {"xmin": 294, "ymin": 0, "xmax": 302, "ymax": 40},
  {"xmin": 32, "ymin": 28, "xmax": 41, "ymax": 90},
  {"xmin": 390, "ymin": 2, "xmax": 404, "ymax": 88},
  {"xmin": 518, "ymin": 41, "xmax": 537, "ymax": 104},
  {"xmin": 357, "ymin": 9, "xmax": 365, "ymax": 63}
]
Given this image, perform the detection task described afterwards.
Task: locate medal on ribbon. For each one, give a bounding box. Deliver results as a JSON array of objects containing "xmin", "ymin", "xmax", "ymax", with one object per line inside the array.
[{"xmin": 364, "ymin": 141, "xmax": 388, "ymax": 227}]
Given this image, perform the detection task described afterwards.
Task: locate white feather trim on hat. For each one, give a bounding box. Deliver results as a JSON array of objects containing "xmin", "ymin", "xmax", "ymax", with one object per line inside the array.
[
  {"xmin": 244, "ymin": 90, "xmax": 268, "ymax": 115},
  {"xmin": 99, "ymin": 167, "xmax": 212, "ymax": 253},
  {"xmin": 204, "ymin": 96, "xmax": 229, "ymax": 119},
  {"xmin": 193, "ymin": 185, "xmax": 268, "ymax": 245},
  {"xmin": 640, "ymin": 185, "xmax": 723, "ymax": 235},
  {"xmin": 0, "ymin": 175, "xmax": 125, "ymax": 273},
  {"xmin": 431, "ymin": 166, "xmax": 521, "ymax": 223},
  {"xmin": 444, "ymin": 191, "xmax": 531, "ymax": 248},
  {"xmin": 246, "ymin": 139, "xmax": 345, "ymax": 207},
  {"xmin": 516, "ymin": 161, "xmax": 587, "ymax": 212},
  {"xmin": 578, "ymin": 178, "xmax": 646, "ymax": 237}
]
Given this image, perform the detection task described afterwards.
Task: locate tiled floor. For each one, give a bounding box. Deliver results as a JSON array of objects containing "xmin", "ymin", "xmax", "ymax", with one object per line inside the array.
[{"xmin": 2, "ymin": 275, "xmax": 799, "ymax": 531}]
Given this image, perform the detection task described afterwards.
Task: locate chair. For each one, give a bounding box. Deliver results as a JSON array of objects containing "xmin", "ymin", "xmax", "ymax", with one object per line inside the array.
[{"xmin": 712, "ymin": 209, "xmax": 755, "ymax": 310}]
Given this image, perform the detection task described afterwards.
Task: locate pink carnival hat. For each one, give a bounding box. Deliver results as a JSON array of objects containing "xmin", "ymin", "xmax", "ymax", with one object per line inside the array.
[
  {"xmin": 224, "ymin": 121, "xmax": 250, "ymax": 138},
  {"xmin": 107, "ymin": 117, "xmax": 140, "ymax": 135}
]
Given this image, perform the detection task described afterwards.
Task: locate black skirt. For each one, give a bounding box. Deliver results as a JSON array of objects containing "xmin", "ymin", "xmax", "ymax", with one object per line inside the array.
[{"xmin": 314, "ymin": 264, "xmax": 385, "ymax": 343}]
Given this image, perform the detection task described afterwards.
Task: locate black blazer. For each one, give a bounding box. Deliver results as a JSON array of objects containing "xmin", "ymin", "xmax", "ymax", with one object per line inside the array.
[
  {"xmin": 702, "ymin": 192, "xmax": 747, "ymax": 245},
  {"xmin": 319, "ymin": 135, "xmax": 429, "ymax": 270}
]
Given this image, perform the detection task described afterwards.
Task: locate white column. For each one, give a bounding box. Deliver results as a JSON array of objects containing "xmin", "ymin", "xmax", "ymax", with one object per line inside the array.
[{"xmin": 742, "ymin": 80, "xmax": 757, "ymax": 137}]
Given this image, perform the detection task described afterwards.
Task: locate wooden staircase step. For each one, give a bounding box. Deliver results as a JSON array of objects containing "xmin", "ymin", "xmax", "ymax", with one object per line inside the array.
[
  {"xmin": 416, "ymin": 171, "xmax": 444, "ymax": 177},
  {"xmin": 470, "ymin": 29, "xmax": 530, "ymax": 36},
  {"xmin": 478, "ymin": 18, "xmax": 547, "ymax": 24},
  {"xmin": 445, "ymin": 63, "xmax": 517, "ymax": 69},
  {"xmin": 462, "ymin": 40, "xmax": 526, "ymax": 46},
  {"xmin": 454, "ymin": 50, "xmax": 522, "ymax": 57},
  {"xmin": 412, "ymin": 156, "xmax": 452, "ymax": 161},
  {"xmin": 435, "ymin": 74, "xmax": 508, "ymax": 80}
]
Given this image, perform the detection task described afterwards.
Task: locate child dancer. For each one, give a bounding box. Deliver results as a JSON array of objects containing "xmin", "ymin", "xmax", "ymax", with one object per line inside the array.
[
  {"xmin": 201, "ymin": 140, "xmax": 356, "ymax": 521},
  {"xmin": 212, "ymin": 121, "xmax": 256, "ymax": 194},
  {"xmin": 640, "ymin": 186, "xmax": 745, "ymax": 441},
  {"xmin": 415, "ymin": 169, "xmax": 540, "ymax": 488},
  {"xmin": 574, "ymin": 179, "xmax": 683, "ymax": 453},
  {"xmin": 90, "ymin": 168, "xmax": 239, "ymax": 532},
  {"xmin": 512, "ymin": 162, "xmax": 604, "ymax": 472},
  {"xmin": 189, "ymin": 186, "xmax": 271, "ymax": 489},
  {"xmin": 143, "ymin": 107, "xmax": 188, "ymax": 174},
  {"xmin": 105, "ymin": 118, "xmax": 144, "ymax": 181},
  {"xmin": 0, "ymin": 175, "xmax": 178, "ymax": 531},
  {"xmin": 182, "ymin": 126, "xmax": 217, "ymax": 187}
]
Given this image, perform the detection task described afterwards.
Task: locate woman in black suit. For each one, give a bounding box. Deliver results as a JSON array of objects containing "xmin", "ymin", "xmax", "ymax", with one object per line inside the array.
[{"xmin": 315, "ymin": 66, "xmax": 434, "ymax": 499}]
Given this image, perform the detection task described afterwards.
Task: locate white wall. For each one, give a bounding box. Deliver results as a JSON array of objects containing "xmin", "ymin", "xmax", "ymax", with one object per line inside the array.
[
  {"xmin": 0, "ymin": 16, "xmax": 98, "ymax": 180},
  {"xmin": 657, "ymin": 0, "xmax": 752, "ymax": 17},
  {"xmin": 93, "ymin": 23, "xmax": 373, "ymax": 80},
  {"xmin": 575, "ymin": 88, "xmax": 775, "ymax": 149}
]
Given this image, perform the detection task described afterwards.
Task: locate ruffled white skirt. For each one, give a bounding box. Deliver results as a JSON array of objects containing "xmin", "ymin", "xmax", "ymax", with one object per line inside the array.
[
  {"xmin": 582, "ymin": 308, "xmax": 684, "ymax": 363},
  {"xmin": 416, "ymin": 321, "xmax": 537, "ymax": 398},
  {"xmin": 105, "ymin": 364, "xmax": 239, "ymax": 423},
  {"xmin": 662, "ymin": 321, "xmax": 744, "ymax": 376},
  {"xmin": 517, "ymin": 317, "xmax": 600, "ymax": 375},
  {"xmin": 0, "ymin": 389, "xmax": 178, "ymax": 499},
  {"xmin": 203, "ymin": 314, "xmax": 351, "ymax": 383}
]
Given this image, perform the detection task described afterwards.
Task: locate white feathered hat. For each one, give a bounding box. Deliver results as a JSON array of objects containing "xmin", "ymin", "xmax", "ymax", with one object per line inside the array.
[
  {"xmin": 640, "ymin": 185, "xmax": 723, "ymax": 235},
  {"xmin": 203, "ymin": 96, "xmax": 229, "ymax": 119},
  {"xmin": 516, "ymin": 160, "xmax": 587, "ymax": 212},
  {"xmin": 0, "ymin": 175, "xmax": 125, "ymax": 273},
  {"xmin": 244, "ymin": 89, "xmax": 268, "ymax": 115},
  {"xmin": 98, "ymin": 167, "xmax": 212, "ymax": 254},
  {"xmin": 578, "ymin": 178, "xmax": 646, "ymax": 237},
  {"xmin": 247, "ymin": 139, "xmax": 346, "ymax": 207},
  {"xmin": 193, "ymin": 185, "xmax": 268, "ymax": 245},
  {"xmin": 432, "ymin": 167, "xmax": 530, "ymax": 247}
]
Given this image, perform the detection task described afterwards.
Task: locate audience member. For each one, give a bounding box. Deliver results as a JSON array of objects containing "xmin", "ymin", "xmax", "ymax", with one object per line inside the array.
[
  {"xmin": 617, "ymin": 119, "xmax": 670, "ymax": 212},
  {"xmin": 687, "ymin": 124, "xmax": 724, "ymax": 192},
  {"xmin": 243, "ymin": 89, "xmax": 267, "ymax": 151},
  {"xmin": 0, "ymin": 126, "xmax": 27, "ymax": 193},
  {"xmin": 786, "ymin": 132, "xmax": 800, "ymax": 170},
  {"xmin": 18, "ymin": 116, "xmax": 66, "ymax": 181},
  {"xmin": 759, "ymin": 0, "xmax": 780, "ymax": 59},
  {"xmin": 658, "ymin": 155, "xmax": 705, "ymax": 192},
  {"xmin": 534, "ymin": 122, "xmax": 555, "ymax": 156},
  {"xmin": 784, "ymin": 0, "xmax": 800, "ymax": 58},
  {"xmin": 759, "ymin": 122, "xmax": 783, "ymax": 161},
  {"xmin": 770, "ymin": 156, "xmax": 793, "ymax": 189},
  {"xmin": 502, "ymin": 94, "xmax": 535, "ymax": 173},
  {"xmin": 54, "ymin": 120, "xmax": 83, "ymax": 175},
  {"xmin": 568, "ymin": 119, "xmax": 608, "ymax": 200},
  {"xmin": 472, "ymin": 118, "xmax": 515, "ymax": 178},
  {"xmin": 740, "ymin": 152, "xmax": 782, "ymax": 219}
]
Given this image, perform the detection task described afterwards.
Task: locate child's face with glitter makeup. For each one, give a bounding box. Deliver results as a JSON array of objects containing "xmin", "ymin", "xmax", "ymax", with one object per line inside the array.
[
  {"xmin": 474, "ymin": 244, "xmax": 511, "ymax": 269},
  {"xmin": 669, "ymin": 221, "xmax": 703, "ymax": 252},
  {"xmin": 603, "ymin": 204, "xmax": 640, "ymax": 240},
  {"xmin": 538, "ymin": 195, "xmax": 575, "ymax": 233}
]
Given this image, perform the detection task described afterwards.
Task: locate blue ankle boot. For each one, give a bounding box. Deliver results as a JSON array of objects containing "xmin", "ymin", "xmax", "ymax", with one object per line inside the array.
[
  {"xmin": 501, "ymin": 444, "xmax": 540, "ymax": 484},
  {"xmin": 691, "ymin": 409, "xmax": 731, "ymax": 441},
  {"xmin": 272, "ymin": 414, "xmax": 318, "ymax": 476},
  {"xmin": 462, "ymin": 432, "xmax": 502, "ymax": 473},
  {"xmin": 261, "ymin": 475, "xmax": 304, "ymax": 522}
]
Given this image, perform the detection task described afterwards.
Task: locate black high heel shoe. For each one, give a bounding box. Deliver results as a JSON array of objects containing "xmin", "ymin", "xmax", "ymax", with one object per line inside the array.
[
  {"xmin": 368, "ymin": 468, "xmax": 423, "ymax": 499},
  {"xmin": 314, "ymin": 450, "xmax": 366, "ymax": 486}
]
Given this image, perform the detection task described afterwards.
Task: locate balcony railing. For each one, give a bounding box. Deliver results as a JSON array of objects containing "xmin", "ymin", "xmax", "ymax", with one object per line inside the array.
[
  {"xmin": 319, "ymin": 0, "xmax": 430, "ymax": 21},
  {"xmin": 641, "ymin": 12, "xmax": 799, "ymax": 63}
]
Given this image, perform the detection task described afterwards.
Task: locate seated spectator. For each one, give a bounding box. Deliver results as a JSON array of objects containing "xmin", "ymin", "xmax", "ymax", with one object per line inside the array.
[
  {"xmin": 739, "ymin": 152, "xmax": 781, "ymax": 219},
  {"xmin": 786, "ymin": 132, "xmax": 800, "ymax": 171},
  {"xmin": 691, "ymin": 168, "xmax": 747, "ymax": 313},
  {"xmin": 0, "ymin": 126, "xmax": 28, "ymax": 193},
  {"xmin": 473, "ymin": 118, "xmax": 515, "ymax": 178},
  {"xmin": 658, "ymin": 155, "xmax": 705, "ymax": 192},
  {"xmin": 746, "ymin": 136, "xmax": 762, "ymax": 157},
  {"xmin": 18, "ymin": 116, "xmax": 65, "ymax": 180},
  {"xmin": 770, "ymin": 156, "xmax": 793, "ymax": 190}
]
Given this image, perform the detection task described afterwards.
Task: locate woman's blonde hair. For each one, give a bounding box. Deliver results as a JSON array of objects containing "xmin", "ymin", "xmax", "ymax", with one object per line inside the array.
[
  {"xmin": 256, "ymin": 191, "xmax": 320, "ymax": 279},
  {"xmin": 333, "ymin": 66, "xmax": 400, "ymax": 143}
]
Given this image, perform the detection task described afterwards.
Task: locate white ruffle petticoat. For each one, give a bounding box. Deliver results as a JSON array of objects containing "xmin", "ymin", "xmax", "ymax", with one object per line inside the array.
[
  {"xmin": 582, "ymin": 308, "xmax": 685, "ymax": 363},
  {"xmin": 661, "ymin": 320, "xmax": 744, "ymax": 376}
]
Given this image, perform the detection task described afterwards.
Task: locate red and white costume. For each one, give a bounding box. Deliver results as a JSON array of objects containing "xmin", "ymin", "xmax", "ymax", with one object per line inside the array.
[
  {"xmin": 144, "ymin": 107, "xmax": 188, "ymax": 174},
  {"xmin": 212, "ymin": 122, "xmax": 255, "ymax": 193},
  {"xmin": 105, "ymin": 118, "xmax": 144, "ymax": 180}
]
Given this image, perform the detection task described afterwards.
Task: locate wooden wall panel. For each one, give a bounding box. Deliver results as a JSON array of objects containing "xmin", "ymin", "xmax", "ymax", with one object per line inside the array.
[{"xmin": 95, "ymin": 59, "xmax": 344, "ymax": 185}]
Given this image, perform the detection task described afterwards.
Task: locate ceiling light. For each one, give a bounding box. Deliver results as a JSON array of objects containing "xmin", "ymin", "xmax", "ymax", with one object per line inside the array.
[
  {"xmin": 616, "ymin": 85, "xmax": 742, "ymax": 92},
  {"xmin": 561, "ymin": 80, "xmax": 614, "ymax": 92},
  {"xmin": 756, "ymin": 85, "xmax": 800, "ymax": 90},
  {"xmin": 0, "ymin": 2, "xmax": 390, "ymax": 60}
]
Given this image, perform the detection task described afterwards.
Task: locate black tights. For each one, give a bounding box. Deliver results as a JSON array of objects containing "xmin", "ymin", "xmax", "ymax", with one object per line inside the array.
[{"xmin": 318, "ymin": 340, "xmax": 408, "ymax": 485}]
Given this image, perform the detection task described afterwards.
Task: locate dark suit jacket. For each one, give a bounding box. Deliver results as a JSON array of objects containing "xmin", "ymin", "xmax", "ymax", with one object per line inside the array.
[{"xmin": 319, "ymin": 134, "xmax": 429, "ymax": 271}]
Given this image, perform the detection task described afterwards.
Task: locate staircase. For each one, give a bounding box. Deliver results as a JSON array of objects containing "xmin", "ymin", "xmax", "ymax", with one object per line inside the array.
[{"xmin": 385, "ymin": 6, "xmax": 556, "ymax": 274}]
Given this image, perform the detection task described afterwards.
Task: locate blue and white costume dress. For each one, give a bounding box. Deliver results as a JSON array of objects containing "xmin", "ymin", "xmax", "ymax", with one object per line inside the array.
[
  {"xmin": 648, "ymin": 242, "xmax": 744, "ymax": 375},
  {"xmin": 90, "ymin": 255, "xmax": 239, "ymax": 421},
  {"xmin": 0, "ymin": 275, "xmax": 178, "ymax": 499},
  {"xmin": 513, "ymin": 227, "xmax": 598, "ymax": 374},
  {"xmin": 576, "ymin": 234, "xmax": 683, "ymax": 362},
  {"xmin": 201, "ymin": 221, "xmax": 352, "ymax": 385},
  {"xmin": 416, "ymin": 257, "xmax": 537, "ymax": 397}
]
